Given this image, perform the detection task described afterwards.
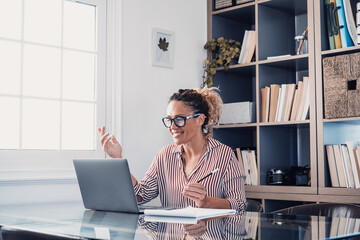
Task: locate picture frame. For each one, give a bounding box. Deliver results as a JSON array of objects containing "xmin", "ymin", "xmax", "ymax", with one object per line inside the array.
[{"xmin": 152, "ymin": 28, "xmax": 175, "ymax": 68}]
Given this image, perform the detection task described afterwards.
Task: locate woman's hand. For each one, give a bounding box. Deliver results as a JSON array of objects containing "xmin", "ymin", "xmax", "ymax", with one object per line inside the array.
[
  {"xmin": 183, "ymin": 183, "xmax": 207, "ymax": 207},
  {"xmin": 183, "ymin": 220, "xmax": 206, "ymax": 239},
  {"xmin": 98, "ymin": 126, "xmax": 122, "ymax": 158}
]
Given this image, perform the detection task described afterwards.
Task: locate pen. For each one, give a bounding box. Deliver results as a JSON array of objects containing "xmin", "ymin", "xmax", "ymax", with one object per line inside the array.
[{"xmin": 197, "ymin": 168, "xmax": 219, "ymax": 183}]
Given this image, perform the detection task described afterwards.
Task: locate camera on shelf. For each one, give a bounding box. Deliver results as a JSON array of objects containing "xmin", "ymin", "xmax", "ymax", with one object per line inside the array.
[
  {"xmin": 267, "ymin": 165, "xmax": 310, "ymax": 186},
  {"xmin": 267, "ymin": 169, "xmax": 284, "ymax": 185}
]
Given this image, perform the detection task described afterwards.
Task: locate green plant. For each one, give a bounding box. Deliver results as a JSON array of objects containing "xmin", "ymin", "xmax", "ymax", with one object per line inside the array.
[{"xmin": 202, "ymin": 37, "xmax": 241, "ymax": 87}]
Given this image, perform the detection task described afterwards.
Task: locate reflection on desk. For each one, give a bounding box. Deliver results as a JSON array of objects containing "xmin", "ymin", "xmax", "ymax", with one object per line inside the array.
[{"xmin": 0, "ymin": 202, "xmax": 360, "ymax": 239}]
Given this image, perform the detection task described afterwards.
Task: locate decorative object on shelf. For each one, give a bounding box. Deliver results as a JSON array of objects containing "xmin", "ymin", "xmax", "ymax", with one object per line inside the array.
[
  {"xmin": 202, "ymin": 37, "xmax": 241, "ymax": 86},
  {"xmin": 295, "ymin": 27, "xmax": 308, "ymax": 55},
  {"xmin": 267, "ymin": 169, "xmax": 284, "ymax": 185},
  {"xmin": 236, "ymin": 0, "xmax": 254, "ymax": 5},
  {"xmin": 152, "ymin": 28, "xmax": 175, "ymax": 68},
  {"xmin": 323, "ymin": 52, "xmax": 360, "ymax": 119}
]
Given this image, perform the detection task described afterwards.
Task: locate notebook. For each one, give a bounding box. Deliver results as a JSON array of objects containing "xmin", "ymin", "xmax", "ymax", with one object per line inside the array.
[{"xmin": 73, "ymin": 158, "xmax": 150, "ymax": 214}]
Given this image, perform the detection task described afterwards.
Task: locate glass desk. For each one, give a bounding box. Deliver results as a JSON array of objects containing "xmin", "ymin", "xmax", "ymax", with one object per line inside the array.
[{"xmin": 0, "ymin": 202, "xmax": 359, "ymax": 239}]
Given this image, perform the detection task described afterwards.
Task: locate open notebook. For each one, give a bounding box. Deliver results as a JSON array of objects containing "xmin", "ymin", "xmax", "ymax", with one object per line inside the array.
[{"xmin": 143, "ymin": 206, "xmax": 236, "ymax": 223}]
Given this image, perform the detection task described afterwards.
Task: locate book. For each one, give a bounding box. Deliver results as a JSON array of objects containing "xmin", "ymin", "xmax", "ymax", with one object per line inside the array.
[
  {"xmin": 236, "ymin": 148, "xmax": 245, "ymax": 176},
  {"xmin": 238, "ymin": 30, "xmax": 250, "ymax": 64},
  {"xmin": 330, "ymin": 0, "xmax": 343, "ymax": 48},
  {"xmin": 336, "ymin": 0, "xmax": 355, "ymax": 48},
  {"xmin": 266, "ymin": 54, "xmax": 291, "ymax": 60},
  {"xmin": 144, "ymin": 206, "xmax": 236, "ymax": 220},
  {"xmin": 282, "ymin": 83, "xmax": 296, "ymax": 121},
  {"xmin": 269, "ymin": 84, "xmax": 280, "ymax": 122},
  {"xmin": 340, "ymin": 144, "xmax": 355, "ymax": 188},
  {"xmin": 242, "ymin": 150, "xmax": 252, "ymax": 185},
  {"xmin": 326, "ymin": 145, "xmax": 340, "ymax": 187},
  {"xmin": 333, "ymin": 144, "xmax": 348, "ymax": 187},
  {"xmin": 295, "ymin": 77, "xmax": 309, "ymax": 121},
  {"xmin": 261, "ymin": 87, "xmax": 266, "ymax": 122},
  {"xmin": 345, "ymin": 141, "xmax": 360, "ymax": 188},
  {"xmin": 276, "ymin": 84, "xmax": 287, "ymax": 122},
  {"xmin": 330, "ymin": 216, "xmax": 340, "ymax": 237},
  {"xmin": 300, "ymin": 77, "xmax": 310, "ymax": 120},
  {"xmin": 274, "ymin": 88, "xmax": 282, "ymax": 122},
  {"xmin": 290, "ymin": 81, "xmax": 303, "ymax": 121},
  {"xmin": 343, "ymin": 0, "xmax": 357, "ymax": 45},
  {"xmin": 242, "ymin": 30, "xmax": 256, "ymax": 63},
  {"xmin": 248, "ymin": 150, "xmax": 258, "ymax": 185},
  {"xmin": 325, "ymin": 0, "xmax": 336, "ymax": 49},
  {"xmin": 261, "ymin": 87, "xmax": 270, "ymax": 122}
]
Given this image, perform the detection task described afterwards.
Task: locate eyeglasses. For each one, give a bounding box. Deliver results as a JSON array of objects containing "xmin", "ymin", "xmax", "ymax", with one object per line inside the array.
[{"xmin": 162, "ymin": 113, "xmax": 201, "ymax": 128}]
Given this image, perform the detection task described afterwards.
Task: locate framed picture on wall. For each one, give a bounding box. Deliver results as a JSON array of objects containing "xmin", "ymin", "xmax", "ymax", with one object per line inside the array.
[{"xmin": 152, "ymin": 28, "xmax": 174, "ymax": 68}]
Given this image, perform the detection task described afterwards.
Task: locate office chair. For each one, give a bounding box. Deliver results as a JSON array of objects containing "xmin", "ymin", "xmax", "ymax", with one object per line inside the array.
[
  {"xmin": 245, "ymin": 199, "xmax": 263, "ymax": 212},
  {"xmin": 272, "ymin": 203, "xmax": 360, "ymax": 219},
  {"xmin": 0, "ymin": 226, "xmax": 90, "ymax": 240}
]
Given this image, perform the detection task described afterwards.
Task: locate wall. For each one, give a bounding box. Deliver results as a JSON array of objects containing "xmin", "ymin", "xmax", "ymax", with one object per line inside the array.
[
  {"xmin": 120, "ymin": 0, "xmax": 207, "ymax": 179},
  {"xmin": 0, "ymin": 0, "xmax": 207, "ymax": 205}
]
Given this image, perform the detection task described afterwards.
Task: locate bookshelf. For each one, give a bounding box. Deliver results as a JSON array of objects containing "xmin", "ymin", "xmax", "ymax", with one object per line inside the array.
[
  {"xmin": 208, "ymin": 0, "xmax": 318, "ymax": 211},
  {"xmin": 314, "ymin": 0, "xmax": 360, "ymax": 203},
  {"xmin": 209, "ymin": 0, "xmax": 360, "ymax": 211}
]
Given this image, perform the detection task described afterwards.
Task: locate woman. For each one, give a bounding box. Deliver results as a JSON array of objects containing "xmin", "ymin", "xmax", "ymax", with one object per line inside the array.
[{"xmin": 99, "ymin": 87, "xmax": 246, "ymax": 211}]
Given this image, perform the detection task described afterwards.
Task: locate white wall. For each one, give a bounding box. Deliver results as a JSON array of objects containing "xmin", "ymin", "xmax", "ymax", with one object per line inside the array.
[
  {"xmin": 120, "ymin": 0, "xmax": 207, "ymax": 179},
  {"xmin": 0, "ymin": 0, "xmax": 207, "ymax": 205}
]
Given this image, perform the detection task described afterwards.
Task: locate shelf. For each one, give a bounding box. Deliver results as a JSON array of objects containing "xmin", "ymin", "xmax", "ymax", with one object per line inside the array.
[
  {"xmin": 259, "ymin": 120, "xmax": 310, "ymax": 127},
  {"xmin": 216, "ymin": 63, "xmax": 256, "ymax": 77},
  {"xmin": 258, "ymin": 54, "xmax": 308, "ymax": 71},
  {"xmin": 323, "ymin": 117, "xmax": 360, "ymax": 124},
  {"xmin": 321, "ymin": 46, "xmax": 360, "ymax": 57},
  {"xmin": 258, "ymin": 0, "xmax": 307, "ymax": 15},
  {"xmin": 245, "ymin": 185, "xmax": 314, "ymax": 194},
  {"xmin": 215, "ymin": 123, "xmax": 257, "ymax": 128}
]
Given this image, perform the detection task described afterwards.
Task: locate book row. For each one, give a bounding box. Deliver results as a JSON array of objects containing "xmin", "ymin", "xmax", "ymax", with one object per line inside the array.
[
  {"xmin": 321, "ymin": 216, "xmax": 360, "ymax": 239},
  {"xmin": 325, "ymin": 142, "xmax": 360, "ymax": 188},
  {"xmin": 261, "ymin": 77, "xmax": 310, "ymax": 123},
  {"xmin": 324, "ymin": 0, "xmax": 359, "ymax": 50},
  {"xmin": 235, "ymin": 148, "xmax": 258, "ymax": 185}
]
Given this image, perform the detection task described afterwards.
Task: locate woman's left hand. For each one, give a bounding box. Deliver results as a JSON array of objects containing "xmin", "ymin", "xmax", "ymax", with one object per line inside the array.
[{"xmin": 183, "ymin": 183, "xmax": 207, "ymax": 207}]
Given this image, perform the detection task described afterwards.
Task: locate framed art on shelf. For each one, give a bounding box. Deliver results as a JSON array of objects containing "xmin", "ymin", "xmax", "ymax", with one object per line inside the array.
[{"xmin": 152, "ymin": 28, "xmax": 174, "ymax": 68}]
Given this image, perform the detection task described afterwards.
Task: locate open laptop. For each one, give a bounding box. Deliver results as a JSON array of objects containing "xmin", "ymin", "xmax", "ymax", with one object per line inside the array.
[{"xmin": 73, "ymin": 158, "xmax": 150, "ymax": 214}]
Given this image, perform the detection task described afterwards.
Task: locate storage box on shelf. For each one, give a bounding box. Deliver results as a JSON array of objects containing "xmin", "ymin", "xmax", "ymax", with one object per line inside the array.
[{"xmin": 315, "ymin": 0, "xmax": 360, "ymax": 203}]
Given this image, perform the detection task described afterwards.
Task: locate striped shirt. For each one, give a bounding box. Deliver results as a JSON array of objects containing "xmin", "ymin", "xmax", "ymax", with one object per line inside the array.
[{"xmin": 134, "ymin": 137, "xmax": 246, "ymax": 211}]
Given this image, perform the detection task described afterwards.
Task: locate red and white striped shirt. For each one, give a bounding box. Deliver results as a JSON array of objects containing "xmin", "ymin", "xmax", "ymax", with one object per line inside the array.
[{"xmin": 134, "ymin": 137, "xmax": 246, "ymax": 211}]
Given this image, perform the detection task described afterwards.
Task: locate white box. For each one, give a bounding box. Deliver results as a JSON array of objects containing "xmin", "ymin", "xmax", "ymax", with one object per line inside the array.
[{"xmin": 220, "ymin": 102, "xmax": 255, "ymax": 124}]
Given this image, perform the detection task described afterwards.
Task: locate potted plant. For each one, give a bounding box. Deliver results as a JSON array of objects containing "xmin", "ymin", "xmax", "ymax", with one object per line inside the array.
[{"xmin": 202, "ymin": 37, "xmax": 241, "ymax": 87}]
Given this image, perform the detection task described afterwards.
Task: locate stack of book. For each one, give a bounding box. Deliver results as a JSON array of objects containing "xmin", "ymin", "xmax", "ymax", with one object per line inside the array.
[
  {"xmin": 325, "ymin": 142, "xmax": 360, "ymax": 188},
  {"xmin": 215, "ymin": 0, "xmax": 233, "ymax": 10},
  {"xmin": 238, "ymin": 30, "xmax": 256, "ymax": 64},
  {"xmin": 235, "ymin": 148, "xmax": 258, "ymax": 185},
  {"xmin": 261, "ymin": 77, "xmax": 310, "ymax": 122},
  {"xmin": 324, "ymin": 0, "xmax": 358, "ymax": 49},
  {"xmin": 321, "ymin": 217, "xmax": 360, "ymax": 239}
]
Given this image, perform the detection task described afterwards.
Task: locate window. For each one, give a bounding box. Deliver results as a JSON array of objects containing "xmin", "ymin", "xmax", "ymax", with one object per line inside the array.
[{"xmin": 0, "ymin": 0, "xmax": 108, "ymax": 164}]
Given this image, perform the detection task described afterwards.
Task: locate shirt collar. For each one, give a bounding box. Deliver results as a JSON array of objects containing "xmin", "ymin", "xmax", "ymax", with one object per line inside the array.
[{"xmin": 172, "ymin": 137, "xmax": 221, "ymax": 155}]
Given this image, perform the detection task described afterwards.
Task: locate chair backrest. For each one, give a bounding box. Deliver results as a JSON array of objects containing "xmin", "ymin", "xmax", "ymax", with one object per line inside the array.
[
  {"xmin": 272, "ymin": 203, "xmax": 360, "ymax": 219},
  {"xmin": 245, "ymin": 199, "xmax": 263, "ymax": 212}
]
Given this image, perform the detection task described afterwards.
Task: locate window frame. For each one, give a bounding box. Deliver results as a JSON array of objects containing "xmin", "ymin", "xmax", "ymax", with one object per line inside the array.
[{"xmin": 0, "ymin": 0, "xmax": 121, "ymax": 177}]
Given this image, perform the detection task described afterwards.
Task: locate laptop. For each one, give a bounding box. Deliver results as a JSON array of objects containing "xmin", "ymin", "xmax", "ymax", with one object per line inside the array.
[{"xmin": 73, "ymin": 158, "xmax": 148, "ymax": 214}]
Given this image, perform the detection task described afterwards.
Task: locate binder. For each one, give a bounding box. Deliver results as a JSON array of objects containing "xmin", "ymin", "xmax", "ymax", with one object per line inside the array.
[
  {"xmin": 330, "ymin": 0, "xmax": 343, "ymax": 48},
  {"xmin": 325, "ymin": 0, "xmax": 336, "ymax": 49},
  {"xmin": 336, "ymin": 0, "xmax": 355, "ymax": 47}
]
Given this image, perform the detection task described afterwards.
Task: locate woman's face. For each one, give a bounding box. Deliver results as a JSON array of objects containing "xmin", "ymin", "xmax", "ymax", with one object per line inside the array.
[{"xmin": 166, "ymin": 101, "xmax": 204, "ymax": 145}]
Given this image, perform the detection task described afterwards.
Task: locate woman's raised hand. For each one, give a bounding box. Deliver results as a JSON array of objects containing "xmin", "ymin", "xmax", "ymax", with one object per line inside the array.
[{"xmin": 98, "ymin": 126, "xmax": 122, "ymax": 158}]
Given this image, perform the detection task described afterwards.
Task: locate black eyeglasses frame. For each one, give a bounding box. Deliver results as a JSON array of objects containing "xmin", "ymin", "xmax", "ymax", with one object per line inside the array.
[{"xmin": 162, "ymin": 113, "xmax": 201, "ymax": 128}]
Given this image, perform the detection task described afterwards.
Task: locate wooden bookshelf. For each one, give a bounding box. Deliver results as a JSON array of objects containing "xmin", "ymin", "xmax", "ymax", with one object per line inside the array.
[
  {"xmin": 208, "ymin": 0, "xmax": 318, "ymax": 212},
  {"xmin": 314, "ymin": 0, "xmax": 360, "ymax": 204}
]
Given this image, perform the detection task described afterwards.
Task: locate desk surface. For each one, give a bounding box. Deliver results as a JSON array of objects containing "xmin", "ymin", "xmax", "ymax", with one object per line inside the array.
[{"xmin": 0, "ymin": 202, "xmax": 359, "ymax": 240}]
